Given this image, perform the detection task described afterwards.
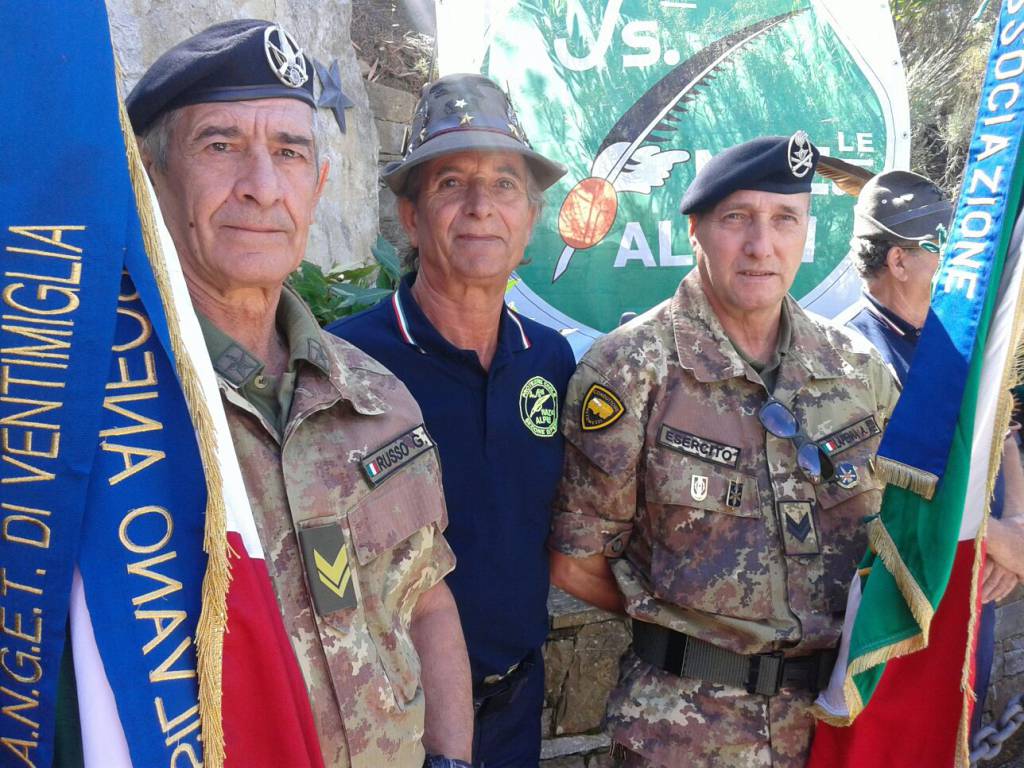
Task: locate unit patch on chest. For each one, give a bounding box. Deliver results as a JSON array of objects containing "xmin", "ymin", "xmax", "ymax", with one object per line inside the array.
[
  {"xmin": 657, "ymin": 424, "xmax": 740, "ymax": 468},
  {"xmin": 819, "ymin": 416, "xmax": 880, "ymax": 458},
  {"xmin": 361, "ymin": 425, "xmax": 435, "ymax": 486},
  {"xmin": 297, "ymin": 523, "xmax": 358, "ymax": 616},
  {"xmin": 726, "ymin": 480, "xmax": 744, "ymax": 509}
]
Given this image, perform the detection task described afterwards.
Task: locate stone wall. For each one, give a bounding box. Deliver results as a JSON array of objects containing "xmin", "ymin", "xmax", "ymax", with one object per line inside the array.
[
  {"xmin": 366, "ymin": 80, "xmax": 417, "ymax": 249},
  {"xmin": 541, "ymin": 589, "xmax": 629, "ymax": 767},
  {"xmin": 543, "ymin": 587, "xmax": 1024, "ymax": 768},
  {"xmin": 106, "ymin": 0, "xmax": 379, "ymax": 272}
]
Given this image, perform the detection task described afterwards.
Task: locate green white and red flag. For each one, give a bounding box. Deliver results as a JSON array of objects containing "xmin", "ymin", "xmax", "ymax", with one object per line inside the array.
[{"xmin": 809, "ymin": 2, "xmax": 1024, "ymax": 765}]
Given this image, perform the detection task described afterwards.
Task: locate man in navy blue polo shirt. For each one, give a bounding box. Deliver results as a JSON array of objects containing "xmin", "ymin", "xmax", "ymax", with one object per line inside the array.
[
  {"xmin": 329, "ymin": 73, "xmax": 575, "ymax": 767},
  {"xmin": 842, "ymin": 169, "xmax": 1024, "ymax": 735}
]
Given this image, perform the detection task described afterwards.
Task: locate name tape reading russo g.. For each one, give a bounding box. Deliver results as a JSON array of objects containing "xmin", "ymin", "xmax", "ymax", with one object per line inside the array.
[{"xmin": 361, "ymin": 425, "xmax": 435, "ymax": 486}]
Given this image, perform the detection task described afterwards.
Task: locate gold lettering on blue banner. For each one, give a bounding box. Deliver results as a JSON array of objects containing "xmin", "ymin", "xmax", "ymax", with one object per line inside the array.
[
  {"xmin": 102, "ymin": 302, "xmax": 165, "ymax": 486},
  {"xmin": 0, "ymin": 224, "xmax": 85, "ymax": 766}
]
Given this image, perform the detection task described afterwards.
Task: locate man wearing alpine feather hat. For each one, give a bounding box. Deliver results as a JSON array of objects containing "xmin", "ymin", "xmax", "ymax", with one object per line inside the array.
[
  {"xmin": 127, "ymin": 20, "xmax": 473, "ymax": 768},
  {"xmin": 329, "ymin": 73, "xmax": 576, "ymax": 767},
  {"xmin": 549, "ymin": 133, "xmax": 900, "ymax": 766}
]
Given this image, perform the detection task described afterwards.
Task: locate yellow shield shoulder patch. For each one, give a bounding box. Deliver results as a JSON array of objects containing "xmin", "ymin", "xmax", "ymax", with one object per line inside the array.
[{"xmin": 581, "ymin": 383, "xmax": 625, "ymax": 431}]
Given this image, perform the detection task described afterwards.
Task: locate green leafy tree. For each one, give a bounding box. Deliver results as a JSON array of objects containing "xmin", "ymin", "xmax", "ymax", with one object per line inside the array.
[
  {"xmin": 894, "ymin": 0, "xmax": 997, "ymax": 193},
  {"xmin": 288, "ymin": 236, "xmax": 403, "ymax": 326}
]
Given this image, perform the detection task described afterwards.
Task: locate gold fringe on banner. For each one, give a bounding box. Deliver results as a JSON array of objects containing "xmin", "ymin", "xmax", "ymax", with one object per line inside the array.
[
  {"xmin": 117, "ymin": 98, "xmax": 230, "ymax": 768},
  {"xmin": 874, "ymin": 456, "xmax": 939, "ymax": 500},
  {"xmin": 956, "ymin": 254, "xmax": 1024, "ymax": 767}
]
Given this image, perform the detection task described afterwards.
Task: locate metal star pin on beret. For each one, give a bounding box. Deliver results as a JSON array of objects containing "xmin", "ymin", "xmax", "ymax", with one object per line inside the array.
[
  {"xmin": 679, "ymin": 131, "xmax": 821, "ymax": 215},
  {"xmin": 126, "ymin": 19, "xmax": 317, "ymax": 135},
  {"xmin": 314, "ymin": 58, "xmax": 354, "ymax": 133},
  {"xmin": 382, "ymin": 73, "xmax": 566, "ymax": 195}
]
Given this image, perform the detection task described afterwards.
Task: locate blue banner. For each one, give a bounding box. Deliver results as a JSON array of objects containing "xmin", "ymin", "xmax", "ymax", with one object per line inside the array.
[
  {"xmin": 877, "ymin": 5, "xmax": 1024, "ymax": 485},
  {"xmin": 0, "ymin": 2, "xmax": 208, "ymax": 766},
  {"xmin": 76, "ymin": 270, "xmax": 207, "ymax": 766}
]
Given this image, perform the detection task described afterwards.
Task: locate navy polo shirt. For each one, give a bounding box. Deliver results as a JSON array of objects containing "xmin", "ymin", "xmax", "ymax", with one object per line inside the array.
[
  {"xmin": 846, "ymin": 291, "xmax": 1005, "ymax": 518},
  {"xmin": 845, "ymin": 291, "xmax": 920, "ymax": 383},
  {"xmin": 327, "ymin": 274, "xmax": 577, "ymax": 681}
]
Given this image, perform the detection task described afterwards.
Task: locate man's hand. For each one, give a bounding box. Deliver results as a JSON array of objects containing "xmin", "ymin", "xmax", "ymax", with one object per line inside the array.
[
  {"xmin": 982, "ymin": 557, "xmax": 1020, "ymax": 603},
  {"xmin": 410, "ymin": 581, "xmax": 473, "ymax": 762}
]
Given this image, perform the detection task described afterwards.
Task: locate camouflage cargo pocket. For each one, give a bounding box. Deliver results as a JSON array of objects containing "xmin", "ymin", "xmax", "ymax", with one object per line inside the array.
[
  {"xmin": 343, "ymin": 467, "xmax": 444, "ymax": 708},
  {"xmin": 646, "ymin": 456, "xmax": 772, "ymax": 620},
  {"xmin": 814, "ymin": 453, "xmax": 882, "ymax": 613}
]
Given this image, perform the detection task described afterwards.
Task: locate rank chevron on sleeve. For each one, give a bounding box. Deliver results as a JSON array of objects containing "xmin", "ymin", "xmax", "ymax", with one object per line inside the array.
[{"xmin": 315, "ymin": 545, "xmax": 352, "ymax": 599}]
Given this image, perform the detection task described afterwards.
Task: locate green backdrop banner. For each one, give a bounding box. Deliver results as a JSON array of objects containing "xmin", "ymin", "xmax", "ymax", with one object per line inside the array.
[{"xmin": 436, "ymin": 0, "xmax": 910, "ymax": 353}]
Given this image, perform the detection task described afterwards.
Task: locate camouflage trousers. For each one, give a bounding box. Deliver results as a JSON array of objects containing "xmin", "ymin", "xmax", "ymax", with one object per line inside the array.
[{"xmin": 606, "ymin": 652, "xmax": 818, "ymax": 768}]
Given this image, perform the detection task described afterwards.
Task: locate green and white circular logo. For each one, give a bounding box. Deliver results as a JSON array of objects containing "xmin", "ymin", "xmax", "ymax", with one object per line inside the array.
[{"xmin": 519, "ymin": 376, "xmax": 559, "ymax": 437}]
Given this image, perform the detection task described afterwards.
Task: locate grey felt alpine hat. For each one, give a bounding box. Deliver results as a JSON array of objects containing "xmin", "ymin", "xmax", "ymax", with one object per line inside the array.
[
  {"xmin": 382, "ymin": 73, "xmax": 566, "ymax": 195},
  {"xmin": 852, "ymin": 170, "xmax": 953, "ymax": 246}
]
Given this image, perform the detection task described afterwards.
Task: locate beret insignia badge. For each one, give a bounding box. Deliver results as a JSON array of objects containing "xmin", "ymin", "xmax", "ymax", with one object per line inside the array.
[
  {"xmin": 787, "ymin": 130, "xmax": 814, "ymax": 178},
  {"xmin": 581, "ymin": 383, "xmax": 625, "ymax": 431},
  {"xmin": 264, "ymin": 25, "xmax": 308, "ymax": 88}
]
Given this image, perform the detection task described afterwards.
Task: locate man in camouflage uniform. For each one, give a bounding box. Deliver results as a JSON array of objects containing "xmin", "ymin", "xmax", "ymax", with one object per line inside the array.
[
  {"xmin": 549, "ymin": 134, "xmax": 900, "ymax": 767},
  {"xmin": 127, "ymin": 20, "xmax": 473, "ymax": 767}
]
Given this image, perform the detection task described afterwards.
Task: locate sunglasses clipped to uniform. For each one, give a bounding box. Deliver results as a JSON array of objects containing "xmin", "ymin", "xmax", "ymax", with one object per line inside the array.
[{"xmin": 757, "ymin": 398, "xmax": 834, "ymax": 484}]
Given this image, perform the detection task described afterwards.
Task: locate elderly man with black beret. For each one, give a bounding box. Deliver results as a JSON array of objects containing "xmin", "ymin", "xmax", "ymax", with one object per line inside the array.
[
  {"xmin": 127, "ymin": 20, "xmax": 472, "ymax": 768},
  {"xmin": 329, "ymin": 74, "xmax": 576, "ymax": 767},
  {"xmin": 549, "ymin": 134, "xmax": 900, "ymax": 767}
]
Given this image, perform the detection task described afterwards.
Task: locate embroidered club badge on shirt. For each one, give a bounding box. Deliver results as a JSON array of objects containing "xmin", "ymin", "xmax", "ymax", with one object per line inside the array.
[
  {"xmin": 520, "ymin": 375, "xmax": 559, "ymax": 437},
  {"xmin": 581, "ymin": 383, "xmax": 625, "ymax": 431},
  {"xmin": 297, "ymin": 523, "xmax": 357, "ymax": 615},
  {"xmin": 361, "ymin": 425, "xmax": 435, "ymax": 486}
]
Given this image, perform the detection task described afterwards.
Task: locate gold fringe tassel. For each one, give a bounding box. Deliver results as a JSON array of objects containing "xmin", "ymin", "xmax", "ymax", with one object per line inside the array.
[
  {"xmin": 118, "ymin": 100, "xmax": 230, "ymax": 768},
  {"xmin": 867, "ymin": 519, "xmax": 935, "ymax": 633},
  {"xmin": 956, "ymin": 234, "xmax": 1024, "ymax": 766},
  {"xmin": 874, "ymin": 456, "xmax": 939, "ymax": 500},
  {"xmin": 957, "ymin": 523, "xmax": 986, "ymax": 768}
]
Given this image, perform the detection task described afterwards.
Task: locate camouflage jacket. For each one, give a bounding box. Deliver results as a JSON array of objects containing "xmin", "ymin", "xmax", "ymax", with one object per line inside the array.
[
  {"xmin": 212, "ymin": 298, "xmax": 455, "ymax": 768},
  {"xmin": 549, "ymin": 272, "xmax": 899, "ymax": 766}
]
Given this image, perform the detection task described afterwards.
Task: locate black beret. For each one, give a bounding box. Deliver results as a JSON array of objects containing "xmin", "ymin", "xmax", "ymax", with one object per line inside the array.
[
  {"xmin": 853, "ymin": 170, "xmax": 952, "ymax": 245},
  {"xmin": 127, "ymin": 19, "xmax": 316, "ymax": 135},
  {"xmin": 382, "ymin": 73, "xmax": 566, "ymax": 194},
  {"xmin": 680, "ymin": 132, "xmax": 820, "ymax": 215}
]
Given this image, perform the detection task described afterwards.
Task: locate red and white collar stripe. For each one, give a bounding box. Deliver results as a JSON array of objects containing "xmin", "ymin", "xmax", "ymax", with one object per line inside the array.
[
  {"xmin": 506, "ymin": 307, "xmax": 532, "ymax": 350},
  {"xmin": 391, "ymin": 291, "xmax": 425, "ymax": 353}
]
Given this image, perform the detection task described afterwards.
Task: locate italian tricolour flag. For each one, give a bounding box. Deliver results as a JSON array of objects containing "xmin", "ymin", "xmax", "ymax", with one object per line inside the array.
[{"xmin": 809, "ymin": 3, "xmax": 1024, "ymax": 765}]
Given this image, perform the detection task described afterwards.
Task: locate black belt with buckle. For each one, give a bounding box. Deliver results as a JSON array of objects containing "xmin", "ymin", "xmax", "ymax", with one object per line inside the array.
[{"xmin": 632, "ymin": 619, "xmax": 837, "ymax": 696}]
